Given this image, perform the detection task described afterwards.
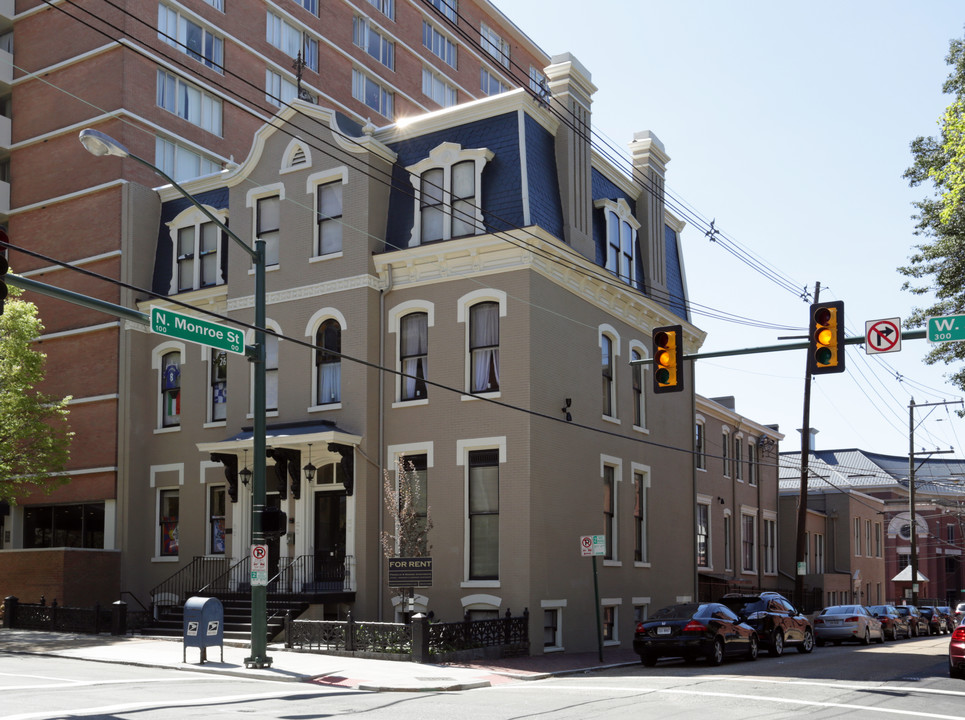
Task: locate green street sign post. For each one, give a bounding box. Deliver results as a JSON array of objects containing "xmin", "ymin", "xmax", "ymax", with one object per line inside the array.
[
  {"xmin": 151, "ymin": 306, "xmax": 245, "ymax": 355},
  {"xmin": 927, "ymin": 315, "xmax": 965, "ymax": 344}
]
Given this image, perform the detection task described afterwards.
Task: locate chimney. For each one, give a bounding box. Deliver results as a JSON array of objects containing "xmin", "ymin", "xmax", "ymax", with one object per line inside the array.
[
  {"xmin": 629, "ymin": 130, "xmax": 670, "ymax": 300},
  {"xmin": 545, "ymin": 53, "xmax": 597, "ymax": 261},
  {"xmin": 798, "ymin": 427, "xmax": 819, "ymax": 451}
]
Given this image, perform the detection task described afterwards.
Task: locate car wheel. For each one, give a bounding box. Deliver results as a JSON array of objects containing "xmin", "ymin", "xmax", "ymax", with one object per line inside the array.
[
  {"xmin": 769, "ymin": 630, "xmax": 784, "ymax": 657},
  {"xmin": 707, "ymin": 637, "xmax": 725, "ymax": 666},
  {"xmin": 861, "ymin": 628, "xmax": 871, "ymax": 645},
  {"xmin": 640, "ymin": 652, "xmax": 658, "ymax": 667},
  {"xmin": 798, "ymin": 628, "xmax": 814, "ymax": 654},
  {"xmin": 877, "ymin": 628, "xmax": 885, "ymax": 644},
  {"xmin": 747, "ymin": 634, "xmax": 759, "ymax": 662}
]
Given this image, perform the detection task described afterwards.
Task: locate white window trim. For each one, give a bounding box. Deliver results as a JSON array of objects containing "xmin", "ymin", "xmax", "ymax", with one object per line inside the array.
[
  {"xmin": 388, "ymin": 300, "xmax": 435, "ymax": 407},
  {"xmin": 762, "ymin": 511, "xmax": 778, "ymax": 576},
  {"xmin": 697, "ymin": 493, "xmax": 713, "ymax": 570},
  {"xmin": 458, "ymin": 436, "xmax": 506, "ymax": 588},
  {"xmin": 632, "ymin": 462, "xmax": 651, "ymax": 568},
  {"xmin": 541, "ymin": 599, "xmax": 566, "ymax": 653},
  {"xmin": 305, "ymin": 308, "xmax": 347, "ymax": 412},
  {"xmin": 695, "ymin": 415, "xmax": 706, "ymax": 471},
  {"xmin": 152, "ymin": 341, "xmax": 186, "ymax": 433},
  {"xmin": 723, "ymin": 510, "xmax": 734, "ymax": 572},
  {"xmin": 306, "ymin": 167, "xmax": 348, "ymax": 260},
  {"xmin": 600, "ymin": 454, "xmax": 622, "ymax": 566},
  {"xmin": 734, "ymin": 431, "xmax": 744, "ymax": 482},
  {"xmin": 599, "ymin": 324, "xmax": 621, "ymax": 423},
  {"xmin": 628, "ymin": 339, "xmax": 648, "ymax": 433},
  {"xmin": 166, "ymin": 205, "xmax": 226, "ymax": 294},
  {"xmin": 595, "ymin": 197, "xmax": 640, "ymax": 286},
  {"xmin": 721, "ymin": 426, "xmax": 731, "ymax": 478},
  {"xmin": 406, "ymin": 142, "xmax": 493, "ymax": 247},
  {"xmin": 457, "ymin": 289, "xmax": 506, "ymax": 400},
  {"xmin": 600, "ymin": 597, "xmax": 622, "ymax": 647},
  {"xmin": 204, "ymin": 480, "xmax": 227, "ymax": 556},
  {"xmin": 246, "ymin": 183, "xmax": 286, "ymax": 269},
  {"xmin": 740, "ymin": 507, "xmax": 758, "ymax": 575},
  {"xmin": 201, "ymin": 345, "xmax": 228, "ymax": 427},
  {"xmin": 281, "ymin": 138, "xmax": 313, "ymax": 174},
  {"xmin": 151, "ymin": 468, "xmax": 183, "ymax": 562}
]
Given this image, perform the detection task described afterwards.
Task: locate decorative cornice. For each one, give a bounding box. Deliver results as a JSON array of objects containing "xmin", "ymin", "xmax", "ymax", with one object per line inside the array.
[{"xmin": 226, "ymin": 273, "xmax": 379, "ymax": 312}]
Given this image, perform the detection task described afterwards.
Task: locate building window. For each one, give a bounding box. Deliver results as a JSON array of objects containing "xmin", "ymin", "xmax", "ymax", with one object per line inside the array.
[
  {"xmin": 866, "ymin": 519, "xmax": 872, "ymax": 557},
  {"xmin": 366, "ymin": 0, "xmax": 393, "ymax": 19},
  {"xmin": 257, "ymin": 195, "xmax": 281, "ymax": 266},
  {"xmin": 397, "ymin": 453, "xmax": 429, "ymax": 555},
  {"xmin": 898, "ymin": 553, "xmax": 910, "ymax": 571},
  {"xmin": 543, "ymin": 607, "xmax": 561, "ymax": 649},
  {"xmin": 204, "ymin": 0, "xmax": 223, "ymax": 10},
  {"xmin": 209, "ymin": 485, "xmax": 226, "ymax": 554},
  {"xmin": 428, "ymin": 0, "xmax": 456, "ymax": 21},
  {"xmin": 480, "ymin": 67, "xmax": 509, "ymax": 95},
  {"xmin": 480, "ymin": 22, "xmax": 509, "ymax": 67},
  {"xmin": 696, "ymin": 503, "xmax": 710, "ymax": 568},
  {"xmin": 630, "ymin": 348, "xmax": 646, "ymax": 428},
  {"xmin": 352, "ymin": 68, "xmax": 393, "ymax": 118},
  {"xmin": 603, "ymin": 465, "xmax": 615, "ymax": 560},
  {"xmin": 158, "ymin": 4, "xmax": 223, "ymax": 72},
  {"xmin": 354, "ymin": 16, "xmax": 394, "ymax": 69},
  {"xmin": 763, "ymin": 518, "xmax": 777, "ymax": 574},
  {"xmin": 156, "ymin": 70, "xmax": 222, "ymax": 135},
  {"xmin": 854, "ymin": 517, "xmax": 861, "ymax": 556},
  {"xmin": 595, "ymin": 198, "xmax": 640, "ymax": 287},
  {"xmin": 741, "ymin": 513, "xmax": 757, "ymax": 573},
  {"xmin": 468, "ymin": 448, "xmax": 499, "ymax": 580},
  {"xmin": 266, "ymin": 12, "xmax": 317, "ymax": 70},
  {"xmin": 529, "ymin": 65, "xmax": 547, "ymax": 99},
  {"xmin": 209, "ymin": 349, "xmax": 227, "ymax": 422},
  {"xmin": 400, "ymin": 312, "xmax": 428, "ymax": 401},
  {"xmin": 315, "ymin": 319, "xmax": 341, "ymax": 405},
  {"xmin": 602, "ymin": 605, "xmax": 617, "ymax": 642},
  {"xmin": 695, "ymin": 421, "xmax": 705, "ymax": 470},
  {"xmin": 266, "ymin": 332, "xmax": 279, "ymax": 412},
  {"xmin": 316, "ymin": 181, "xmax": 343, "ymax": 256},
  {"xmin": 734, "ymin": 439, "xmax": 743, "ymax": 481},
  {"xmin": 423, "ymin": 20, "xmax": 456, "ymax": 67},
  {"xmin": 469, "ymin": 302, "xmax": 499, "ymax": 393},
  {"xmin": 634, "ymin": 470, "xmax": 649, "ymax": 563},
  {"xmin": 422, "ymin": 68, "xmax": 458, "ymax": 107},
  {"xmin": 161, "ymin": 351, "xmax": 181, "ymax": 427},
  {"xmin": 747, "ymin": 441, "xmax": 758, "ymax": 486},
  {"xmin": 723, "ymin": 514, "xmax": 733, "ymax": 571},
  {"xmin": 406, "ymin": 142, "xmax": 493, "ymax": 247},
  {"xmin": 22, "ymin": 503, "xmax": 105, "ymax": 549},
  {"xmin": 813, "ymin": 532, "xmax": 825, "ymax": 574},
  {"xmin": 175, "ymin": 220, "xmax": 220, "ymax": 292},
  {"xmin": 266, "ymin": 69, "xmax": 298, "ymax": 108},
  {"xmin": 601, "ymin": 334, "xmax": 614, "ymax": 418},
  {"xmin": 155, "ymin": 137, "xmax": 221, "ymax": 183},
  {"xmin": 721, "ymin": 430, "xmax": 731, "ymax": 477},
  {"xmin": 292, "ymin": 0, "xmax": 317, "ymax": 15},
  {"xmin": 159, "ymin": 489, "xmax": 180, "ymax": 557}
]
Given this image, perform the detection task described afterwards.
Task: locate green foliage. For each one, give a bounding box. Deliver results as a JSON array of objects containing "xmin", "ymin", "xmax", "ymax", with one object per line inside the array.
[
  {"xmin": 0, "ymin": 284, "xmax": 73, "ymax": 503},
  {"xmin": 902, "ymin": 30, "xmax": 965, "ymax": 391},
  {"xmin": 380, "ymin": 457, "xmax": 432, "ymax": 560}
]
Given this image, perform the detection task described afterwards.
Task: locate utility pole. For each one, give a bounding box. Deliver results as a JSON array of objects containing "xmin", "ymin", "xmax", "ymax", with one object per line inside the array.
[{"xmin": 794, "ymin": 282, "xmax": 819, "ymax": 604}]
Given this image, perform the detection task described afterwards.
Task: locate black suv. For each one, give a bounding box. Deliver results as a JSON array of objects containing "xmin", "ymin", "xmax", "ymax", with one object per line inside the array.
[{"xmin": 720, "ymin": 592, "xmax": 815, "ymax": 656}]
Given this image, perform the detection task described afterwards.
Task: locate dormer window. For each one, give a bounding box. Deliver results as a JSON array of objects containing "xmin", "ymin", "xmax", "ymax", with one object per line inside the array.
[
  {"xmin": 407, "ymin": 142, "xmax": 493, "ymax": 247},
  {"xmin": 595, "ymin": 197, "xmax": 640, "ymax": 287},
  {"xmin": 167, "ymin": 206, "xmax": 225, "ymax": 293}
]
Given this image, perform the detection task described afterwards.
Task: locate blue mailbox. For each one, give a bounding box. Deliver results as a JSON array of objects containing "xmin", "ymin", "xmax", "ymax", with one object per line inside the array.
[{"xmin": 183, "ymin": 596, "xmax": 224, "ymax": 663}]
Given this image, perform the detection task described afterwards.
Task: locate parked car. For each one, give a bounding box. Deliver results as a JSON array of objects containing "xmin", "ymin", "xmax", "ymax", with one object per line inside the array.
[
  {"xmin": 813, "ymin": 605, "xmax": 885, "ymax": 645},
  {"xmin": 938, "ymin": 606, "xmax": 955, "ymax": 631},
  {"xmin": 719, "ymin": 591, "xmax": 815, "ymax": 656},
  {"xmin": 634, "ymin": 602, "xmax": 759, "ymax": 667},
  {"xmin": 895, "ymin": 604, "xmax": 929, "ymax": 637},
  {"xmin": 950, "ymin": 620, "xmax": 965, "ymax": 679},
  {"xmin": 920, "ymin": 606, "xmax": 950, "ymax": 635},
  {"xmin": 956, "ymin": 603, "xmax": 965, "ymax": 625},
  {"xmin": 867, "ymin": 604, "xmax": 910, "ymax": 640}
]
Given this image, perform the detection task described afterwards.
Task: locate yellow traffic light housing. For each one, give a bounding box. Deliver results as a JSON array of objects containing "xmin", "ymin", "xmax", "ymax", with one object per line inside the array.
[
  {"xmin": 808, "ymin": 301, "xmax": 845, "ymax": 375},
  {"xmin": 652, "ymin": 324, "xmax": 684, "ymax": 393}
]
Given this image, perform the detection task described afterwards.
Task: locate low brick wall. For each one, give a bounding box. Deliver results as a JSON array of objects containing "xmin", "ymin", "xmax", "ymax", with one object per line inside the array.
[{"xmin": 0, "ymin": 548, "xmax": 121, "ymax": 606}]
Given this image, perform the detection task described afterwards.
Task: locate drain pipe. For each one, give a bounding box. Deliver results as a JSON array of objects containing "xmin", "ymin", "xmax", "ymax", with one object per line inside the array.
[{"xmin": 377, "ymin": 264, "xmax": 393, "ymax": 620}]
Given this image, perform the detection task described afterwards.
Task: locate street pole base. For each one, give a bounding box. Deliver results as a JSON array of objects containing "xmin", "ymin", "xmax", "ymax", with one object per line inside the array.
[{"xmin": 244, "ymin": 655, "xmax": 273, "ymax": 669}]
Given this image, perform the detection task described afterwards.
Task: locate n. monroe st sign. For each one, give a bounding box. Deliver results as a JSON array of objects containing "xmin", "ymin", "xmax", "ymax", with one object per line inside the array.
[{"xmin": 151, "ymin": 306, "xmax": 245, "ymax": 355}]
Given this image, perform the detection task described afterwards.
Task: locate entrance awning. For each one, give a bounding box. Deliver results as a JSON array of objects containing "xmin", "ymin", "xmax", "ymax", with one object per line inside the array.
[
  {"xmin": 196, "ymin": 420, "xmax": 361, "ymax": 454},
  {"xmin": 891, "ymin": 566, "xmax": 929, "ymax": 582}
]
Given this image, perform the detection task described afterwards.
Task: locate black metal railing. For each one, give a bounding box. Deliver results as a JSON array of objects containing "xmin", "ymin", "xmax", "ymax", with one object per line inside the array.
[
  {"xmin": 150, "ymin": 555, "xmax": 231, "ymax": 606},
  {"xmin": 2, "ymin": 596, "xmax": 147, "ymax": 635}
]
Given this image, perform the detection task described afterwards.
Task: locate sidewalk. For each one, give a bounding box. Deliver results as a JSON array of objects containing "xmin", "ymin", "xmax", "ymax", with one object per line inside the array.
[{"xmin": 0, "ymin": 629, "xmax": 639, "ymax": 692}]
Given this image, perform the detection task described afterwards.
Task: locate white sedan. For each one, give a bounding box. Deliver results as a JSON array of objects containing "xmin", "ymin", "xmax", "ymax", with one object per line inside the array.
[{"xmin": 813, "ymin": 605, "xmax": 885, "ymax": 646}]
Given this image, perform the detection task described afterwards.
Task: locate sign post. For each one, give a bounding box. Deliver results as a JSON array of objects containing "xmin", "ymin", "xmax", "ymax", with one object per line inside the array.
[{"xmin": 580, "ymin": 535, "xmax": 606, "ymax": 662}]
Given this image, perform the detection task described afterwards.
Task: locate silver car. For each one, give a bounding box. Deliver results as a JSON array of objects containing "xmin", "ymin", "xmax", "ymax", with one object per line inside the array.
[{"xmin": 814, "ymin": 605, "xmax": 885, "ymax": 646}]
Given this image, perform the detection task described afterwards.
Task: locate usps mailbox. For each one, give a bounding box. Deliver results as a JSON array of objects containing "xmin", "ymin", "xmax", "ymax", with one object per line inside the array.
[{"xmin": 183, "ymin": 596, "xmax": 224, "ymax": 663}]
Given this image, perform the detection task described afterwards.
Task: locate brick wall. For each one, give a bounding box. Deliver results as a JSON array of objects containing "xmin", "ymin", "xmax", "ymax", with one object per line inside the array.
[{"xmin": 0, "ymin": 548, "xmax": 121, "ymax": 607}]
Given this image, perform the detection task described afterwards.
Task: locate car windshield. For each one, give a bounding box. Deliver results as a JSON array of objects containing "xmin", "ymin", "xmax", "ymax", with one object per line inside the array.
[
  {"xmin": 822, "ymin": 605, "xmax": 860, "ymax": 615},
  {"xmin": 719, "ymin": 597, "xmax": 766, "ymax": 614},
  {"xmin": 868, "ymin": 606, "xmax": 891, "ymax": 615},
  {"xmin": 650, "ymin": 603, "xmax": 701, "ymax": 620}
]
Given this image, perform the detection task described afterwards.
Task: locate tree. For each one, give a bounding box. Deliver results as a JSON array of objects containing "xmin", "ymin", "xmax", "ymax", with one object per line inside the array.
[
  {"xmin": 0, "ymin": 283, "xmax": 72, "ymax": 503},
  {"xmin": 902, "ymin": 31, "xmax": 965, "ymax": 391},
  {"xmin": 380, "ymin": 457, "xmax": 432, "ymax": 559}
]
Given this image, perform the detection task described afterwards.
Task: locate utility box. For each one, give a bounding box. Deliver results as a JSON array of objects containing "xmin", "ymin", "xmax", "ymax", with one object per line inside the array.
[{"xmin": 183, "ymin": 596, "xmax": 224, "ymax": 663}]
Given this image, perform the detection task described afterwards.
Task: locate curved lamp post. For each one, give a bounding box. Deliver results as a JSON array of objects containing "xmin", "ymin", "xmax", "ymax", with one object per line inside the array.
[{"xmin": 79, "ymin": 128, "xmax": 272, "ymax": 668}]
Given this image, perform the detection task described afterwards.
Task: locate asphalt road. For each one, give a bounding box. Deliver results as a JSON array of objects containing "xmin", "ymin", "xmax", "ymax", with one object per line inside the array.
[{"xmin": 0, "ymin": 633, "xmax": 961, "ymax": 719}]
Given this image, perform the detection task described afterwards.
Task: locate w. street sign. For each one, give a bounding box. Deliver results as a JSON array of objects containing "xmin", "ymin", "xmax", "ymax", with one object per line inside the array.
[
  {"xmin": 151, "ymin": 306, "xmax": 245, "ymax": 354},
  {"xmin": 927, "ymin": 314, "xmax": 965, "ymax": 344}
]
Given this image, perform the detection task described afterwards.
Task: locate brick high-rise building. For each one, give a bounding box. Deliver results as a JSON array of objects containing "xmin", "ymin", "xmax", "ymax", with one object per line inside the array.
[{"xmin": 0, "ymin": 0, "xmax": 548, "ymax": 605}]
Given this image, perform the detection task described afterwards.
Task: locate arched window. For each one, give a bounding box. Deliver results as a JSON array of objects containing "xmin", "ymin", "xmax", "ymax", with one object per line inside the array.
[
  {"xmin": 316, "ymin": 319, "xmax": 341, "ymax": 405},
  {"xmin": 400, "ymin": 312, "xmax": 428, "ymax": 400},
  {"xmin": 161, "ymin": 351, "xmax": 181, "ymax": 428}
]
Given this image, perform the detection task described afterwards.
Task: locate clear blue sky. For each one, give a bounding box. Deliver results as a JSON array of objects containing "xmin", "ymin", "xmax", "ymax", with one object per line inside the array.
[{"xmin": 504, "ymin": 0, "xmax": 965, "ymax": 456}]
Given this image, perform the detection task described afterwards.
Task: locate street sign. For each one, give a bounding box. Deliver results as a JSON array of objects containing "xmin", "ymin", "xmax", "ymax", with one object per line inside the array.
[
  {"xmin": 250, "ymin": 544, "xmax": 268, "ymax": 587},
  {"xmin": 151, "ymin": 306, "xmax": 245, "ymax": 355},
  {"xmin": 580, "ymin": 535, "xmax": 606, "ymax": 557},
  {"xmin": 865, "ymin": 317, "xmax": 901, "ymax": 355},
  {"xmin": 927, "ymin": 314, "xmax": 965, "ymax": 344}
]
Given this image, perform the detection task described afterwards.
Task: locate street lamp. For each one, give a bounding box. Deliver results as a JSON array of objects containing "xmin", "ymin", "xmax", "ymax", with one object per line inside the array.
[{"xmin": 79, "ymin": 128, "xmax": 272, "ymax": 668}]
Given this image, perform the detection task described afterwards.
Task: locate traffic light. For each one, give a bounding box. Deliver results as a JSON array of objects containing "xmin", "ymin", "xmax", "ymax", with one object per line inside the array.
[
  {"xmin": 652, "ymin": 324, "xmax": 684, "ymax": 393},
  {"xmin": 0, "ymin": 254, "xmax": 8, "ymax": 316},
  {"xmin": 260, "ymin": 506, "xmax": 288, "ymax": 538},
  {"xmin": 808, "ymin": 301, "xmax": 845, "ymax": 374}
]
